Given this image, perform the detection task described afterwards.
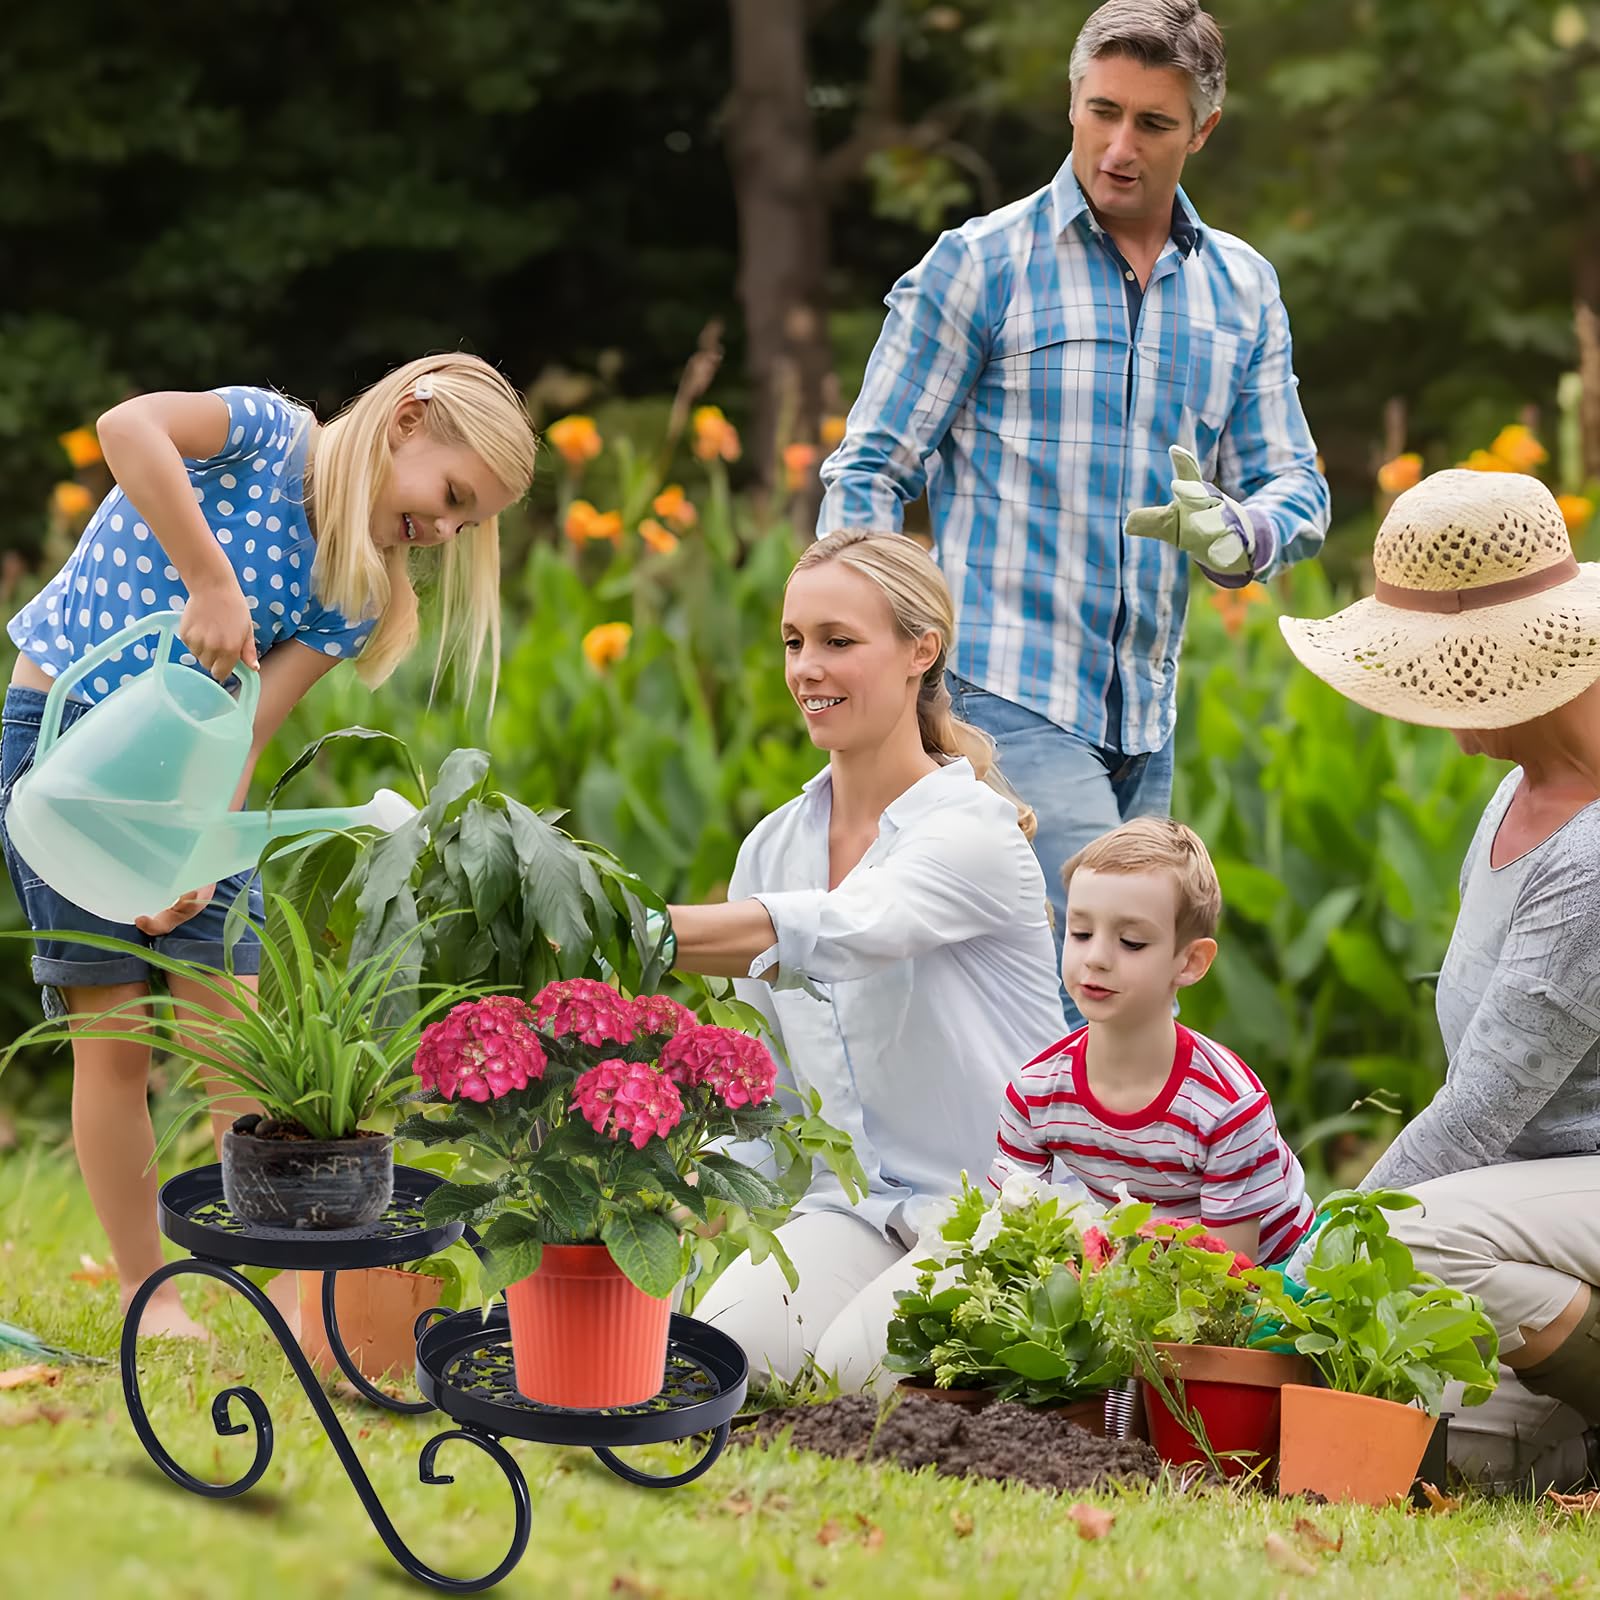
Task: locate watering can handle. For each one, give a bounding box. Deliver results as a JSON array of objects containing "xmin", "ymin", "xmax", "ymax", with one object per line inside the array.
[{"xmin": 34, "ymin": 611, "xmax": 262, "ymax": 763}]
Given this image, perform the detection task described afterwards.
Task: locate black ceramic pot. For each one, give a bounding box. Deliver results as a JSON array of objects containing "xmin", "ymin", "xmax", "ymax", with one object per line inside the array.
[{"xmin": 221, "ymin": 1114, "xmax": 394, "ymax": 1230}]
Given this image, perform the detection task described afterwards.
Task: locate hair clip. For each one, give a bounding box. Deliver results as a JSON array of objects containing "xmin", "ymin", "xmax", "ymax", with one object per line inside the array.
[{"xmin": 413, "ymin": 379, "xmax": 435, "ymax": 401}]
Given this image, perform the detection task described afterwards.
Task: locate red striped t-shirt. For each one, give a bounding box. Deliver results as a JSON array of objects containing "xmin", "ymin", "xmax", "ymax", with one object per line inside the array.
[{"xmin": 988, "ymin": 1024, "xmax": 1313, "ymax": 1264}]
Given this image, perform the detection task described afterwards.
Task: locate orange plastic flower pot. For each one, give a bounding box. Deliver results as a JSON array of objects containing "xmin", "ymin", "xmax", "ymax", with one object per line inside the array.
[
  {"xmin": 1141, "ymin": 1343, "xmax": 1314, "ymax": 1477},
  {"xmin": 504, "ymin": 1244, "xmax": 673, "ymax": 1408},
  {"xmin": 1277, "ymin": 1384, "xmax": 1438, "ymax": 1505},
  {"xmin": 297, "ymin": 1267, "xmax": 445, "ymax": 1379}
]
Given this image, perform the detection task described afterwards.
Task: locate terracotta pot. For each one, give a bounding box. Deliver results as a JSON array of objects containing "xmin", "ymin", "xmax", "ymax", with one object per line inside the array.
[
  {"xmin": 1277, "ymin": 1385, "xmax": 1438, "ymax": 1505},
  {"xmin": 504, "ymin": 1244, "xmax": 673, "ymax": 1409},
  {"xmin": 1141, "ymin": 1343, "xmax": 1315, "ymax": 1477},
  {"xmin": 297, "ymin": 1267, "xmax": 445, "ymax": 1380},
  {"xmin": 896, "ymin": 1377, "xmax": 995, "ymax": 1410},
  {"xmin": 1043, "ymin": 1393, "xmax": 1108, "ymax": 1436}
]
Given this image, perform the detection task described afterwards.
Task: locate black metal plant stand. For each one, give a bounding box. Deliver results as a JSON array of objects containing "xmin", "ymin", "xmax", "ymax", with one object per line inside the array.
[{"xmin": 120, "ymin": 1164, "xmax": 749, "ymax": 1593}]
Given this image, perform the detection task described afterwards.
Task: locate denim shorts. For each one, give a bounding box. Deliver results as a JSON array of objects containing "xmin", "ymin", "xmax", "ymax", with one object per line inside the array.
[{"xmin": 0, "ymin": 685, "xmax": 263, "ymax": 1017}]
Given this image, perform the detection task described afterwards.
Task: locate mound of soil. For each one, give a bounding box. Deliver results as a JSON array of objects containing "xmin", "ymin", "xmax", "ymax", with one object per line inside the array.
[{"xmin": 739, "ymin": 1394, "xmax": 1160, "ymax": 1494}]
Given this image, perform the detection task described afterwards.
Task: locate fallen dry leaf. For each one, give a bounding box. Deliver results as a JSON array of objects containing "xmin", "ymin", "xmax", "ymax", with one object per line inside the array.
[
  {"xmin": 816, "ymin": 1520, "xmax": 844, "ymax": 1547},
  {"xmin": 1067, "ymin": 1503, "xmax": 1116, "ymax": 1541},
  {"xmin": 951, "ymin": 1509, "xmax": 975, "ymax": 1538},
  {"xmin": 1264, "ymin": 1532, "xmax": 1318, "ymax": 1577},
  {"xmin": 1292, "ymin": 1516, "xmax": 1343, "ymax": 1553},
  {"xmin": 1419, "ymin": 1481, "xmax": 1462, "ymax": 1514},
  {"xmin": 0, "ymin": 1402, "xmax": 67, "ymax": 1426},
  {"xmin": 609, "ymin": 1578, "xmax": 664, "ymax": 1599},
  {"xmin": 70, "ymin": 1253, "xmax": 117, "ymax": 1286},
  {"xmin": 1545, "ymin": 1489, "xmax": 1600, "ymax": 1517},
  {"xmin": 721, "ymin": 1493, "xmax": 754, "ymax": 1518},
  {"xmin": 855, "ymin": 1516, "xmax": 884, "ymax": 1551},
  {"xmin": 0, "ymin": 1365, "xmax": 62, "ymax": 1391}
]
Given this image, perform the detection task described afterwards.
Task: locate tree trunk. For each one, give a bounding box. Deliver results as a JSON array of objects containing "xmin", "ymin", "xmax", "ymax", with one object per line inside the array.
[
  {"xmin": 1572, "ymin": 154, "xmax": 1600, "ymax": 483},
  {"xmin": 726, "ymin": 0, "xmax": 834, "ymax": 503}
]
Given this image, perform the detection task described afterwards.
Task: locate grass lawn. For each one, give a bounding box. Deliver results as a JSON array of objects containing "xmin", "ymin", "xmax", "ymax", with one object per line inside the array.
[{"xmin": 2, "ymin": 1146, "xmax": 1596, "ymax": 1600}]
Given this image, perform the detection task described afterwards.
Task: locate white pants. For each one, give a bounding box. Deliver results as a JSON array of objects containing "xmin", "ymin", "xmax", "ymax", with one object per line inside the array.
[
  {"xmin": 692, "ymin": 1210, "xmax": 925, "ymax": 1389},
  {"xmin": 1390, "ymin": 1155, "xmax": 1600, "ymax": 1492}
]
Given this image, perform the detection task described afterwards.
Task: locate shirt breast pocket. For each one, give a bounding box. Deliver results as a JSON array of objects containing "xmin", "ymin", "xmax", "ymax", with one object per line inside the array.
[
  {"xmin": 979, "ymin": 316, "xmax": 1123, "ymax": 447},
  {"xmin": 1179, "ymin": 323, "xmax": 1249, "ymax": 433}
]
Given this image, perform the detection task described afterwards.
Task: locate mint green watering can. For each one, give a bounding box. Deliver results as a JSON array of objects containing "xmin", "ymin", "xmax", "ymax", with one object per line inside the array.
[{"xmin": 5, "ymin": 613, "xmax": 412, "ymax": 923}]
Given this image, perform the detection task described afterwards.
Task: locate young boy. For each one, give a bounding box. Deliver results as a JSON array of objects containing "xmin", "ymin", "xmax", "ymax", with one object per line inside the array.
[{"xmin": 989, "ymin": 818, "xmax": 1313, "ymax": 1266}]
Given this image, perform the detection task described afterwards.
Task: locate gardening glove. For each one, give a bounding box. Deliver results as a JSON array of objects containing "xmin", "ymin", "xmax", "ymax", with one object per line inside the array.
[{"xmin": 1124, "ymin": 445, "xmax": 1254, "ymax": 580}]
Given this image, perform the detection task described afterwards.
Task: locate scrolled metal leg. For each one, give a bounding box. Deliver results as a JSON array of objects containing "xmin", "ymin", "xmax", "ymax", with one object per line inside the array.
[
  {"xmin": 592, "ymin": 1422, "xmax": 732, "ymax": 1488},
  {"xmin": 319, "ymin": 1269, "xmax": 435, "ymax": 1416},
  {"xmin": 120, "ymin": 1258, "xmax": 533, "ymax": 1593}
]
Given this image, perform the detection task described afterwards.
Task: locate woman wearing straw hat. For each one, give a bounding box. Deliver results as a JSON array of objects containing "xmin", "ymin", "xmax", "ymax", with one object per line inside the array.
[{"xmin": 1281, "ymin": 468, "xmax": 1600, "ymax": 1490}]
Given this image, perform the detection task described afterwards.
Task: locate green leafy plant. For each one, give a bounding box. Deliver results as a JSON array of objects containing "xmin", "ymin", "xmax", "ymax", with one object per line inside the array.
[
  {"xmin": 402, "ymin": 980, "xmax": 865, "ymax": 1301},
  {"xmin": 883, "ymin": 1176, "xmax": 1127, "ymax": 1405},
  {"xmin": 2, "ymin": 897, "xmax": 483, "ymax": 1153},
  {"xmin": 1246, "ymin": 1188, "xmax": 1500, "ymax": 1413}
]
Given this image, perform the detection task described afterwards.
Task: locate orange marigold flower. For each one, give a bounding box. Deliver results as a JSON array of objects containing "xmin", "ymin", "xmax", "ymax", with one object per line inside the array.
[
  {"xmin": 58, "ymin": 427, "xmax": 101, "ymax": 469},
  {"xmin": 547, "ymin": 414, "xmax": 603, "ymax": 470},
  {"xmin": 783, "ymin": 442, "xmax": 820, "ymax": 492},
  {"xmin": 638, "ymin": 517, "xmax": 679, "ymax": 555},
  {"xmin": 582, "ymin": 621, "xmax": 632, "ymax": 671},
  {"xmin": 564, "ymin": 500, "xmax": 623, "ymax": 544},
  {"xmin": 51, "ymin": 482, "xmax": 93, "ymax": 520},
  {"xmin": 821, "ymin": 414, "xmax": 848, "ymax": 449},
  {"xmin": 692, "ymin": 405, "xmax": 742, "ymax": 463},
  {"xmin": 1558, "ymin": 494, "xmax": 1595, "ymax": 536},
  {"xmin": 1488, "ymin": 424, "xmax": 1548, "ymax": 472},
  {"xmin": 1209, "ymin": 582, "xmax": 1269, "ymax": 638},
  {"xmin": 1459, "ymin": 448, "xmax": 1511, "ymax": 473},
  {"xmin": 651, "ymin": 484, "xmax": 698, "ymax": 530},
  {"xmin": 1376, "ymin": 452, "xmax": 1422, "ymax": 495}
]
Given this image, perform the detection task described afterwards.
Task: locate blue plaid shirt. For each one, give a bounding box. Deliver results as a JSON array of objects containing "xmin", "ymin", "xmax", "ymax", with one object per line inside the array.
[{"xmin": 817, "ymin": 159, "xmax": 1330, "ymax": 754}]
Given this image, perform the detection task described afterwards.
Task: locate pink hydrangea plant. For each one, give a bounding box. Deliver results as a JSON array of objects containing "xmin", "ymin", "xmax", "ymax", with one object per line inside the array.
[
  {"xmin": 415, "ymin": 995, "xmax": 548, "ymax": 1104},
  {"xmin": 658, "ymin": 1024, "xmax": 778, "ymax": 1108},
  {"xmin": 530, "ymin": 977, "xmax": 638, "ymax": 1048},
  {"xmin": 571, "ymin": 1058, "xmax": 684, "ymax": 1149},
  {"xmin": 628, "ymin": 992, "xmax": 699, "ymax": 1039}
]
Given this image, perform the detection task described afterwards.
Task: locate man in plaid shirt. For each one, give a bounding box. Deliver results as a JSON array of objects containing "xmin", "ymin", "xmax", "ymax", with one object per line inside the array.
[{"xmin": 818, "ymin": 0, "xmax": 1330, "ymax": 1023}]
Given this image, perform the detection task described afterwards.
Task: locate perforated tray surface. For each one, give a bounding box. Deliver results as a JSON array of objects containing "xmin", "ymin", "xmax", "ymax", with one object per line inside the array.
[
  {"xmin": 415, "ymin": 1305, "xmax": 748, "ymax": 1446},
  {"xmin": 158, "ymin": 1163, "xmax": 464, "ymax": 1270}
]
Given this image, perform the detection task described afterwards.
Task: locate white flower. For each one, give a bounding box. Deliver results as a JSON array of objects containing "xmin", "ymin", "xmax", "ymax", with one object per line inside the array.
[
  {"xmin": 969, "ymin": 1203, "xmax": 1004, "ymax": 1253},
  {"xmin": 999, "ymin": 1171, "xmax": 1043, "ymax": 1212}
]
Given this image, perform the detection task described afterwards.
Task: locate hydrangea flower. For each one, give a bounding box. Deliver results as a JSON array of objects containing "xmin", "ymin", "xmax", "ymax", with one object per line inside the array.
[
  {"xmin": 571, "ymin": 1059, "xmax": 684, "ymax": 1149},
  {"xmin": 658, "ymin": 1024, "xmax": 778, "ymax": 1108},
  {"xmin": 414, "ymin": 996, "xmax": 548, "ymax": 1104},
  {"xmin": 628, "ymin": 993, "xmax": 699, "ymax": 1040},
  {"xmin": 530, "ymin": 978, "xmax": 637, "ymax": 1048}
]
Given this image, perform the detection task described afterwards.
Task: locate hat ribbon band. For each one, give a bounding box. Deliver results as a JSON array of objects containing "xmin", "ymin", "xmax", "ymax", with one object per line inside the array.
[{"xmin": 1374, "ymin": 555, "xmax": 1580, "ymax": 614}]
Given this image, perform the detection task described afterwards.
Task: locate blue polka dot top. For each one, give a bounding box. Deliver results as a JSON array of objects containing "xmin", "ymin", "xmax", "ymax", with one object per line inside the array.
[{"xmin": 8, "ymin": 386, "xmax": 376, "ymax": 701}]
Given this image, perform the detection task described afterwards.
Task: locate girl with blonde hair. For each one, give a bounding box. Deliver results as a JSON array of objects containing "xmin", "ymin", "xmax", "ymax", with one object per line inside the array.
[
  {"xmin": 1, "ymin": 353, "xmax": 536, "ymax": 1339},
  {"xmin": 664, "ymin": 529, "xmax": 1063, "ymax": 1387}
]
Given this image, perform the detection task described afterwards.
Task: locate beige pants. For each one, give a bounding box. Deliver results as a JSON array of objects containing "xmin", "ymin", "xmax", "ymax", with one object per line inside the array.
[
  {"xmin": 1390, "ymin": 1155, "xmax": 1600, "ymax": 1492},
  {"xmin": 690, "ymin": 1210, "xmax": 908, "ymax": 1388}
]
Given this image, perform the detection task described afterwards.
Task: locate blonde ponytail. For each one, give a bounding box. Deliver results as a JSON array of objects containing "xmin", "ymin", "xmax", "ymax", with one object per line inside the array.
[{"xmin": 794, "ymin": 530, "xmax": 1036, "ymax": 837}]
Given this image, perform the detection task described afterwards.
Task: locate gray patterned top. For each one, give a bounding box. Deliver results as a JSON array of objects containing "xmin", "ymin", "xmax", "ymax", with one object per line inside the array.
[{"xmin": 1363, "ymin": 769, "xmax": 1600, "ymax": 1191}]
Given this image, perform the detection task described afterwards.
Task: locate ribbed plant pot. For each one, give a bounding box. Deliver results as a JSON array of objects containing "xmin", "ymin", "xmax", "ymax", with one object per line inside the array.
[
  {"xmin": 297, "ymin": 1267, "xmax": 445, "ymax": 1379},
  {"xmin": 1142, "ymin": 1343, "xmax": 1315, "ymax": 1477},
  {"xmin": 504, "ymin": 1244, "xmax": 673, "ymax": 1409},
  {"xmin": 221, "ymin": 1116, "xmax": 393, "ymax": 1230},
  {"xmin": 1043, "ymin": 1393, "xmax": 1109, "ymax": 1436},
  {"xmin": 1277, "ymin": 1385, "xmax": 1438, "ymax": 1505}
]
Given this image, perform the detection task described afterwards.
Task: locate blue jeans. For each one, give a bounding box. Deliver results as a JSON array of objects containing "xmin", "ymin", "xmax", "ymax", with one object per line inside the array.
[
  {"xmin": 947, "ymin": 673, "xmax": 1175, "ymax": 1027},
  {"xmin": 0, "ymin": 685, "xmax": 262, "ymax": 1018}
]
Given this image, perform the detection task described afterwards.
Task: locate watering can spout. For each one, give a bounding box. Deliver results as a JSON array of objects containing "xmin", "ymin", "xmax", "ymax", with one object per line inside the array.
[{"xmin": 181, "ymin": 789, "xmax": 419, "ymax": 887}]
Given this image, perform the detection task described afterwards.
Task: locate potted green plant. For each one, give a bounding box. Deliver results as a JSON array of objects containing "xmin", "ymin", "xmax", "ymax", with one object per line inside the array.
[
  {"xmin": 883, "ymin": 1175, "xmax": 1127, "ymax": 1427},
  {"xmin": 1250, "ymin": 1189, "xmax": 1499, "ymax": 1505},
  {"xmin": 401, "ymin": 978, "xmax": 863, "ymax": 1409},
  {"xmin": 1092, "ymin": 1200, "xmax": 1314, "ymax": 1476},
  {"xmin": 5, "ymin": 897, "xmax": 480, "ymax": 1230}
]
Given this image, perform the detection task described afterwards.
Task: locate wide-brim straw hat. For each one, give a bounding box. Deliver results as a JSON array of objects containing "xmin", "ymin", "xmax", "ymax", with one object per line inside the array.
[{"xmin": 1279, "ymin": 469, "xmax": 1600, "ymax": 729}]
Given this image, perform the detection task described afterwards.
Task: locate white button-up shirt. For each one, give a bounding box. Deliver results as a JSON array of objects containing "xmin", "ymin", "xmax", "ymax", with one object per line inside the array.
[{"xmin": 729, "ymin": 758, "xmax": 1065, "ymax": 1241}]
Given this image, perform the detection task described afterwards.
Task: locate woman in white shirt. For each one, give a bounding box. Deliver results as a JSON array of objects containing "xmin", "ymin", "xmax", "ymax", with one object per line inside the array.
[{"xmin": 665, "ymin": 530, "xmax": 1064, "ymax": 1387}]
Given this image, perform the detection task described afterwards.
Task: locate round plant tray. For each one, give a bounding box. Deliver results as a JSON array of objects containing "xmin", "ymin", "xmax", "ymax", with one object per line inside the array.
[
  {"xmin": 157, "ymin": 1162, "xmax": 464, "ymax": 1271},
  {"xmin": 415, "ymin": 1303, "xmax": 749, "ymax": 1448}
]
